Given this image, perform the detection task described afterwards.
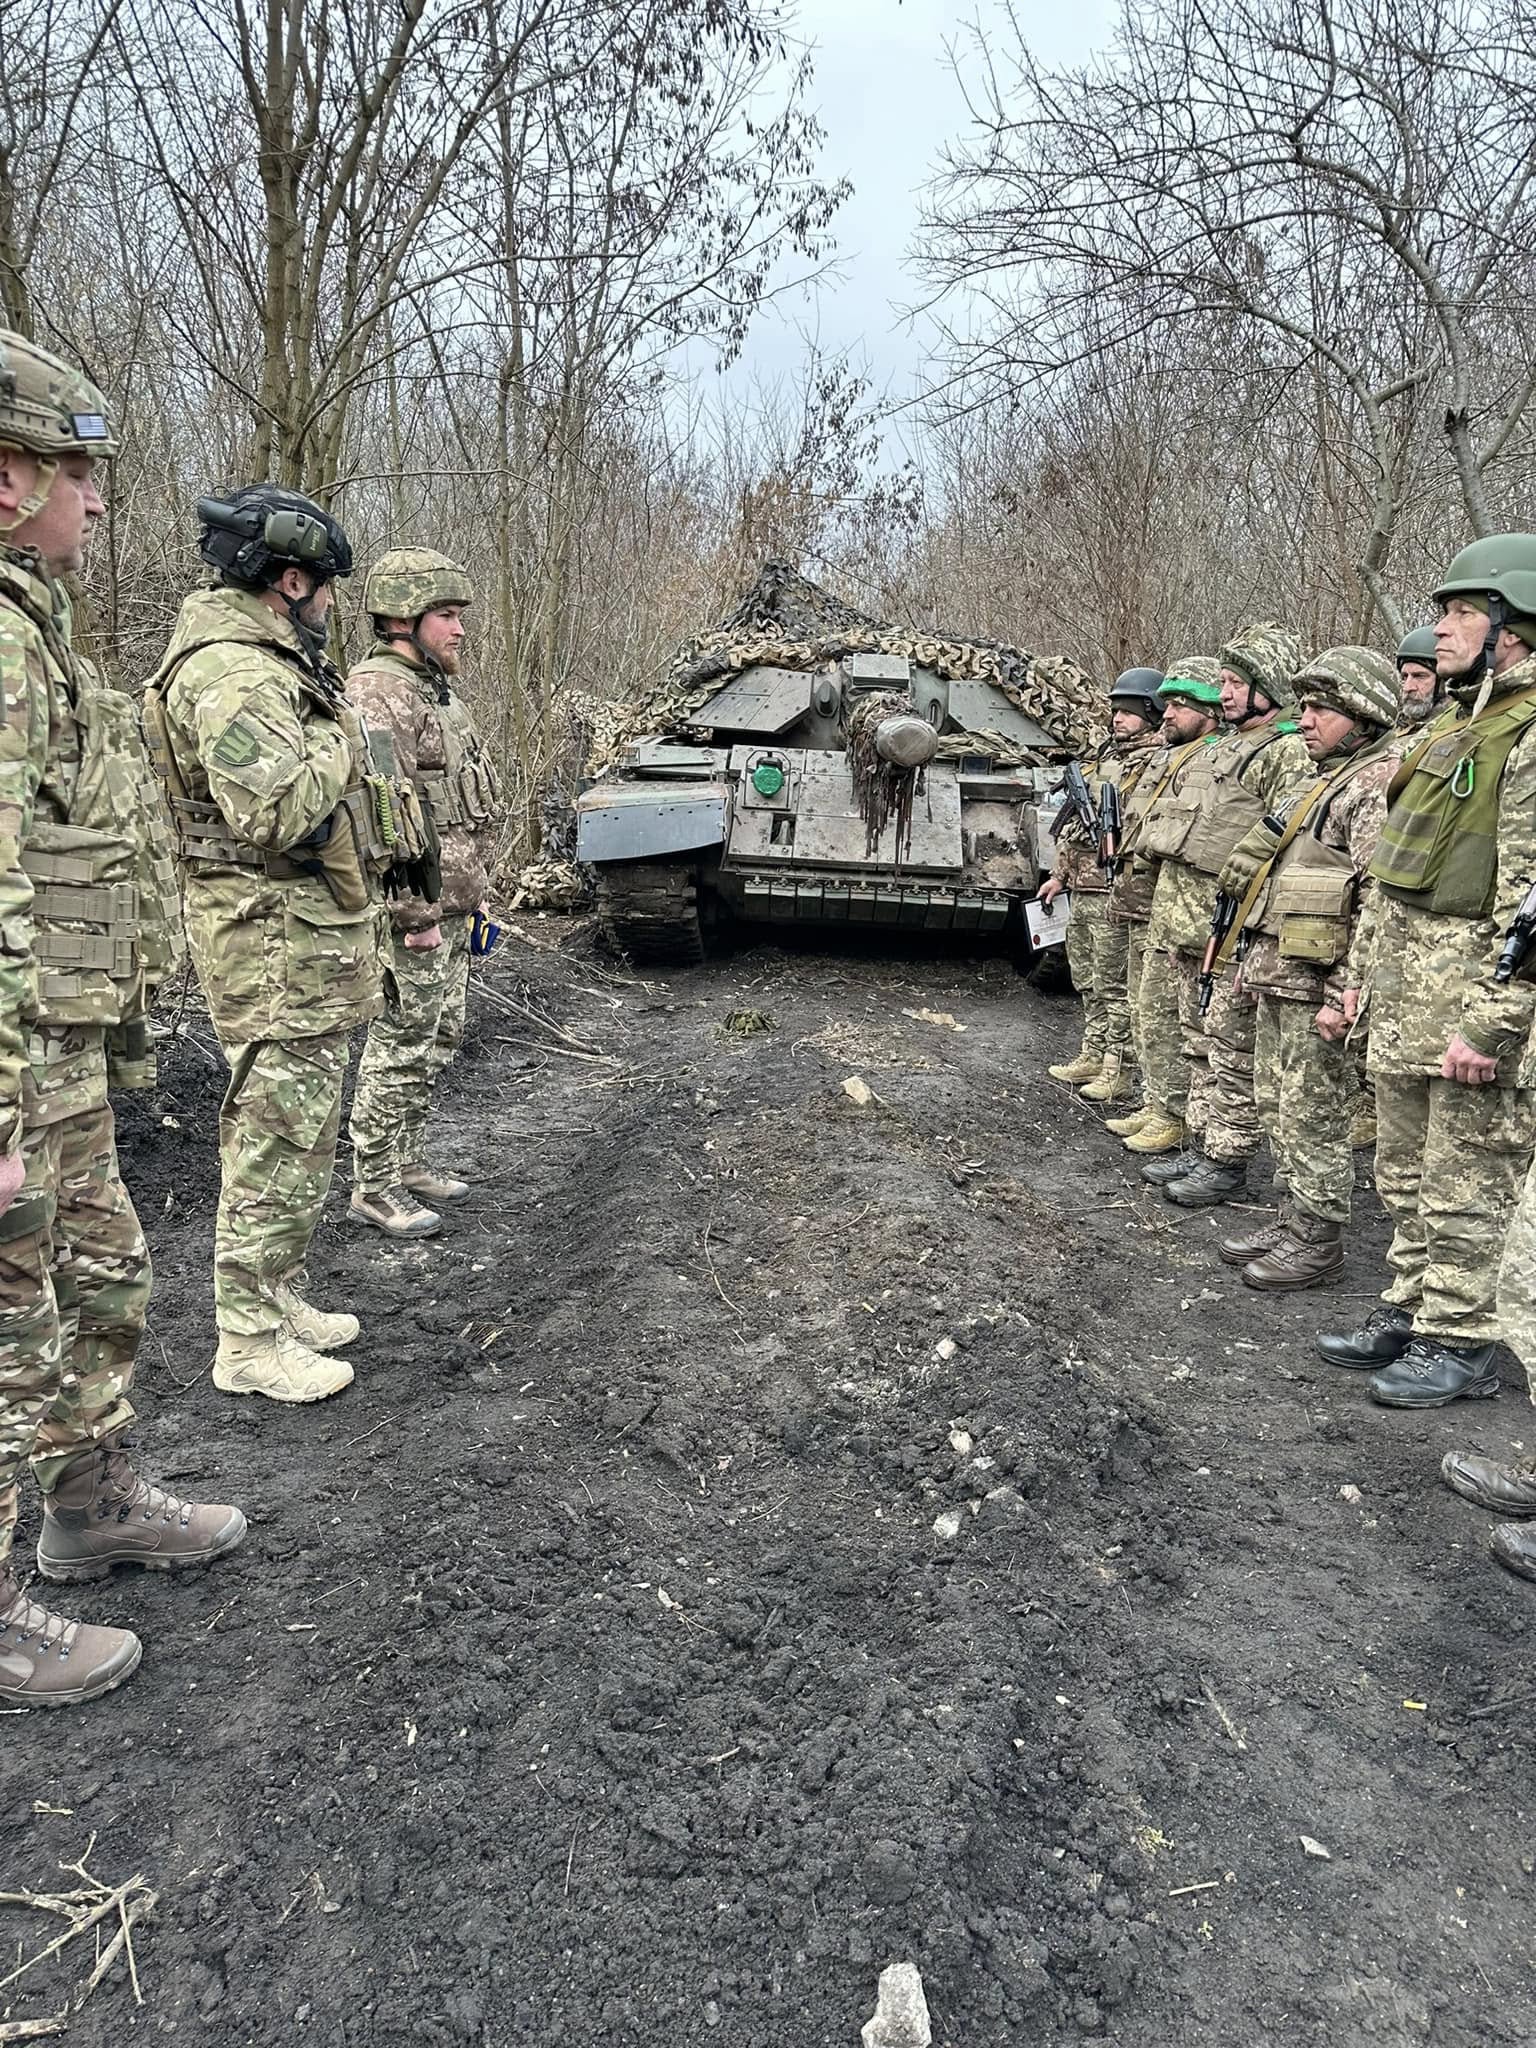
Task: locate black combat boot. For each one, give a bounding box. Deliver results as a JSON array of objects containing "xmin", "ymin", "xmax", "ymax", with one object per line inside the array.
[
  {"xmin": 1315, "ymin": 1304, "xmax": 1412, "ymax": 1370},
  {"xmin": 1369, "ymin": 1338, "xmax": 1501, "ymax": 1409},
  {"xmin": 1165, "ymin": 1154, "xmax": 1249, "ymax": 1209},
  {"xmin": 1141, "ymin": 1152, "xmax": 1195, "ymax": 1187}
]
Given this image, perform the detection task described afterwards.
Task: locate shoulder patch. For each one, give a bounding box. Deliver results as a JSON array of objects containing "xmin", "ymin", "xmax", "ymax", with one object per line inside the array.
[{"xmin": 211, "ymin": 717, "xmax": 262, "ymax": 771}]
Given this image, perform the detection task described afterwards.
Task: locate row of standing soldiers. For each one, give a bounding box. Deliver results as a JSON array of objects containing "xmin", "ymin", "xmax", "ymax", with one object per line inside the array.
[
  {"xmin": 1044, "ymin": 552, "xmax": 1536, "ymax": 1591},
  {"xmin": 0, "ymin": 326, "xmax": 502, "ymax": 1707}
]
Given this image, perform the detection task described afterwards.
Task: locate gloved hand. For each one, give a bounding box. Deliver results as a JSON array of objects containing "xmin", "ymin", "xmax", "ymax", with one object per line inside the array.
[
  {"xmin": 1218, "ymin": 815, "xmax": 1284, "ymax": 898},
  {"xmin": 106, "ymin": 1018, "xmax": 157, "ymax": 1092}
]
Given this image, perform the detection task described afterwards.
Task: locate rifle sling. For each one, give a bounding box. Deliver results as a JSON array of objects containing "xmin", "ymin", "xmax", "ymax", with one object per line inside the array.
[{"xmin": 1215, "ymin": 769, "xmax": 1337, "ymax": 966}]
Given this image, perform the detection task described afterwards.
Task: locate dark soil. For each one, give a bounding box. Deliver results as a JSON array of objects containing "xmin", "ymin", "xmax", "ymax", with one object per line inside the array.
[{"xmin": 3, "ymin": 923, "xmax": 1534, "ymax": 2047}]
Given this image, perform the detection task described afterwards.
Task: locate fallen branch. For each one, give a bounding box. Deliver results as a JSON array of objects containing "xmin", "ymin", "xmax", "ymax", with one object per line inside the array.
[{"xmin": 0, "ymin": 1840, "xmax": 157, "ymax": 2031}]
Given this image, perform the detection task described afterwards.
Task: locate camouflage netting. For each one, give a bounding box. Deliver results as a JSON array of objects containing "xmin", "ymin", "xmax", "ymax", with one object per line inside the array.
[{"xmin": 586, "ymin": 561, "xmax": 1103, "ymax": 770}]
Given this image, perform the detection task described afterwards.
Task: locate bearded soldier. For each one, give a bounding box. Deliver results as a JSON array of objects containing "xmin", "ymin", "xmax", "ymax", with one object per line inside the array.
[
  {"xmin": 1212, "ymin": 648, "xmax": 1403, "ymax": 1289},
  {"xmin": 1320, "ymin": 537, "xmax": 1536, "ymax": 1409},
  {"xmin": 1043, "ymin": 667, "xmax": 1164, "ymax": 1108},
  {"xmin": 145, "ymin": 489, "xmax": 428, "ymax": 1404},
  {"xmin": 0, "ymin": 329, "xmax": 245, "ymax": 1707},
  {"xmin": 1395, "ymin": 627, "xmax": 1442, "ymax": 728},
  {"xmin": 346, "ymin": 550, "xmax": 502, "ymax": 1237}
]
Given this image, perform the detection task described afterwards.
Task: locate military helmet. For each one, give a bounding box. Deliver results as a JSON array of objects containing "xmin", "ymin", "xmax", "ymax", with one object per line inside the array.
[
  {"xmin": 1109, "ymin": 666, "xmax": 1165, "ymax": 722},
  {"xmin": 1294, "ymin": 646, "xmax": 1402, "ymax": 729},
  {"xmin": 1219, "ymin": 621, "xmax": 1301, "ymax": 709},
  {"xmin": 196, "ymin": 484, "xmax": 352, "ymax": 588},
  {"xmin": 1432, "ymin": 534, "xmax": 1536, "ymax": 624},
  {"xmin": 364, "ymin": 548, "xmax": 474, "ymax": 621},
  {"xmin": 1395, "ymin": 626, "xmax": 1438, "ymax": 670},
  {"xmin": 1158, "ymin": 656, "xmax": 1223, "ymax": 708},
  {"xmin": 0, "ymin": 327, "xmax": 117, "ymax": 460}
]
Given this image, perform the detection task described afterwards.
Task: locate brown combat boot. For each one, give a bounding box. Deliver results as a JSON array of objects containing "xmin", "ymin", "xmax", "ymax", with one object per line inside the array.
[
  {"xmin": 1242, "ymin": 1213, "xmax": 1344, "ymax": 1291},
  {"xmin": 36, "ymin": 1435, "xmax": 247, "ymax": 1584},
  {"xmin": 1105, "ymin": 1103, "xmax": 1153, "ymax": 1137},
  {"xmin": 0, "ymin": 1566, "xmax": 141, "ymax": 1707},
  {"xmin": 273, "ymin": 1276, "xmax": 359, "ymax": 1352},
  {"xmin": 1080, "ymin": 1052, "xmax": 1135, "ymax": 1104},
  {"xmin": 1219, "ymin": 1213, "xmax": 1283, "ymax": 1266},
  {"xmin": 1440, "ymin": 1451, "xmax": 1536, "ymax": 1517},
  {"xmin": 399, "ymin": 1163, "xmax": 470, "ymax": 1204},
  {"xmin": 1048, "ymin": 1047, "xmax": 1103, "ymax": 1086},
  {"xmin": 349, "ymin": 1185, "xmax": 442, "ymax": 1238}
]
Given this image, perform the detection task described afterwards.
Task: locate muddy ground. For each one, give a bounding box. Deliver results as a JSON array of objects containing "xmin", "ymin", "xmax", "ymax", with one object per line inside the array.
[{"xmin": 2, "ymin": 920, "xmax": 1534, "ymax": 2048}]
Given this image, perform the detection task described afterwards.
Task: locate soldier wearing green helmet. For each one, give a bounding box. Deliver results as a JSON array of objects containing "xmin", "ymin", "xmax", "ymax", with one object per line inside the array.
[
  {"xmin": 0, "ymin": 326, "xmax": 245, "ymax": 1706},
  {"xmin": 1395, "ymin": 626, "xmax": 1441, "ymax": 727},
  {"xmin": 347, "ymin": 548, "xmax": 504, "ymax": 1238},
  {"xmin": 1316, "ymin": 535, "xmax": 1536, "ymax": 1450},
  {"xmin": 1212, "ymin": 647, "xmax": 1405, "ymax": 1290}
]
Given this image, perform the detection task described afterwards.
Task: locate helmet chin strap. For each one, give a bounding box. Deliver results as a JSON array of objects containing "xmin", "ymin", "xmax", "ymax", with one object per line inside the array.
[
  {"xmin": 1469, "ymin": 594, "xmax": 1508, "ymax": 719},
  {"xmin": 0, "ymin": 450, "xmax": 58, "ymax": 536},
  {"xmin": 383, "ymin": 621, "xmax": 451, "ymax": 702},
  {"xmin": 281, "ymin": 582, "xmax": 331, "ymax": 676}
]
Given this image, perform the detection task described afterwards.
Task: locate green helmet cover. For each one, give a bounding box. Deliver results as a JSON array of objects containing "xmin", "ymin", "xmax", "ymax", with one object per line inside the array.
[{"xmin": 1159, "ymin": 655, "xmax": 1223, "ymax": 708}]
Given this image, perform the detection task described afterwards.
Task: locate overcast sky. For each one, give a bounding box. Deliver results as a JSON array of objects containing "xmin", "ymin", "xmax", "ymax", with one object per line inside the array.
[{"xmin": 722, "ymin": 0, "xmax": 1119, "ymax": 416}]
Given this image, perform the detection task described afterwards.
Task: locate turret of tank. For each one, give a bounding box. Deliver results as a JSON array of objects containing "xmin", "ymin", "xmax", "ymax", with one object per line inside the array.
[{"xmin": 575, "ymin": 564, "xmax": 1099, "ymax": 966}]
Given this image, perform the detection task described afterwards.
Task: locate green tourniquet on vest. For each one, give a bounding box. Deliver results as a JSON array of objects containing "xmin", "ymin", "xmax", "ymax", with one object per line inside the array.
[{"xmin": 1369, "ymin": 684, "xmax": 1536, "ymax": 916}]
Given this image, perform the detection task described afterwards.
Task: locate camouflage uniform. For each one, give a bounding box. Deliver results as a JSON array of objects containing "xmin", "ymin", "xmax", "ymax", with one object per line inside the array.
[
  {"xmin": 1051, "ymin": 737, "xmax": 1127, "ymax": 1059},
  {"xmin": 1352, "ymin": 651, "xmax": 1536, "ymax": 1342},
  {"xmin": 144, "ymin": 585, "xmax": 385, "ymax": 1336},
  {"xmin": 1109, "ymin": 734, "xmax": 1189, "ymax": 1112}
]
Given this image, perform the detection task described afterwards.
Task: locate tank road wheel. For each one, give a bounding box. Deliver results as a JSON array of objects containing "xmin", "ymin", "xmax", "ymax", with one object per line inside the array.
[{"xmin": 597, "ymin": 861, "xmax": 707, "ymax": 967}]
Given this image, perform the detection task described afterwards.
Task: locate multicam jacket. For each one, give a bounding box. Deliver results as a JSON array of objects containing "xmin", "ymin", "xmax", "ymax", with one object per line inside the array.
[
  {"xmin": 1103, "ymin": 733, "xmax": 1174, "ymax": 926},
  {"xmin": 344, "ymin": 643, "xmax": 501, "ymax": 933},
  {"xmin": 1350, "ymin": 651, "xmax": 1536, "ymax": 1080}
]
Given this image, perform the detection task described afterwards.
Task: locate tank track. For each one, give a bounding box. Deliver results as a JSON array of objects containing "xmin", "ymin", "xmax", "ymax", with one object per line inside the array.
[{"xmin": 597, "ymin": 861, "xmax": 707, "ymax": 966}]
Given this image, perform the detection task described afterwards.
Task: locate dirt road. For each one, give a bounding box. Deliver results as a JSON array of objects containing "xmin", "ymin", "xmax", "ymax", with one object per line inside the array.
[{"xmin": 3, "ymin": 924, "xmax": 1532, "ymax": 2046}]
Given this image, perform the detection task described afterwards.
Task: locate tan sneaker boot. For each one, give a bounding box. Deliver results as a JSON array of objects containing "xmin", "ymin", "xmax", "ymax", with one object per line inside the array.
[
  {"xmin": 273, "ymin": 1277, "xmax": 359, "ymax": 1352},
  {"xmin": 1104, "ymin": 1103, "xmax": 1153, "ymax": 1137},
  {"xmin": 36, "ymin": 1436, "xmax": 247, "ymax": 1583},
  {"xmin": 1124, "ymin": 1111, "xmax": 1187, "ymax": 1155},
  {"xmin": 349, "ymin": 1185, "xmax": 442, "ymax": 1237},
  {"xmin": 1350, "ymin": 1109, "xmax": 1378, "ymax": 1149},
  {"xmin": 400, "ymin": 1163, "xmax": 470, "ymax": 1204},
  {"xmin": 1048, "ymin": 1048, "xmax": 1103, "ymax": 1085},
  {"xmin": 1080, "ymin": 1052, "xmax": 1135, "ymax": 1103},
  {"xmin": 0, "ymin": 1567, "xmax": 141, "ymax": 1707},
  {"xmin": 214, "ymin": 1328, "xmax": 355, "ymax": 1403}
]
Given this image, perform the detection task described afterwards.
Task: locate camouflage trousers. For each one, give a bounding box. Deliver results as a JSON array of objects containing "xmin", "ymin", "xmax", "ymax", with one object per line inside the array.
[
  {"xmin": 1169, "ymin": 954, "xmax": 1261, "ymax": 1163},
  {"xmin": 1064, "ymin": 891, "xmax": 1130, "ymax": 1056},
  {"xmin": 349, "ymin": 919, "xmax": 471, "ymax": 1197},
  {"xmin": 1124, "ymin": 923, "xmax": 1151, "ymax": 1082},
  {"xmin": 0, "ymin": 1102, "xmax": 145, "ymax": 1564},
  {"xmin": 215, "ymin": 1033, "xmax": 350, "ymax": 1337},
  {"xmin": 1136, "ymin": 941, "xmax": 1184, "ymax": 1115},
  {"xmin": 1253, "ymin": 995, "xmax": 1356, "ymax": 1225},
  {"xmin": 1497, "ymin": 1156, "xmax": 1536, "ymax": 1400},
  {"xmin": 1374, "ymin": 1074, "xmax": 1535, "ymax": 1343}
]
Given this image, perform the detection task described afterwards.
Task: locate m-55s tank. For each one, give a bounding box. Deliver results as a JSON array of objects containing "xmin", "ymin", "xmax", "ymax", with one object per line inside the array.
[{"xmin": 575, "ymin": 563, "xmax": 1101, "ymax": 965}]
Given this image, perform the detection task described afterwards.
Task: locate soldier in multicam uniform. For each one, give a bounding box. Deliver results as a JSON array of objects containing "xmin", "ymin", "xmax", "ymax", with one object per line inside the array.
[
  {"xmin": 346, "ymin": 550, "xmax": 502, "ymax": 1237},
  {"xmin": 1212, "ymin": 648, "xmax": 1403, "ymax": 1290},
  {"xmin": 1142, "ymin": 625, "xmax": 1311, "ymax": 1208},
  {"xmin": 1043, "ymin": 667, "xmax": 1165, "ymax": 1108},
  {"xmin": 1113, "ymin": 661, "xmax": 1224, "ymax": 1156},
  {"xmin": 145, "ymin": 486, "xmax": 404, "ymax": 1405},
  {"xmin": 1319, "ymin": 536, "xmax": 1536, "ymax": 1413},
  {"xmin": 0, "ymin": 328, "xmax": 245, "ymax": 1708}
]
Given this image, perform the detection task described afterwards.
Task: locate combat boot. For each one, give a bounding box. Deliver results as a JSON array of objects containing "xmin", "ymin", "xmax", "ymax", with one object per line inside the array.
[
  {"xmin": 1080, "ymin": 1052, "xmax": 1135, "ymax": 1104},
  {"xmin": 1048, "ymin": 1047, "xmax": 1103, "ymax": 1086},
  {"xmin": 1350, "ymin": 1107, "xmax": 1378, "ymax": 1150},
  {"xmin": 1219, "ymin": 1213, "xmax": 1283, "ymax": 1266},
  {"xmin": 36, "ymin": 1435, "xmax": 247, "ymax": 1583},
  {"xmin": 1105, "ymin": 1104, "xmax": 1153, "ymax": 1137},
  {"xmin": 1141, "ymin": 1150, "xmax": 1194, "ymax": 1185},
  {"xmin": 349, "ymin": 1185, "xmax": 442, "ymax": 1238},
  {"xmin": 400, "ymin": 1163, "xmax": 471, "ymax": 1204},
  {"xmin": 1441, "ymin": 1450, "xmax": 1536, "ymax": 1517},
  {"xmin": 1316, "ymin": 1303, "xmax": 1412, "ymax": 1370},
  {"xmin": 273, "ymin": 1277, "xmax": 359, "ymax": 1352},
  {"xmin": 213, "ymin": 1328, "xmax": 354, "ymax": 1403},
  {"xmin": 1124, "ymin": 1110, "xmax": 1186, "ymax": 1155},
  {"xmin": 1165, "ymin": 1154, "xmax": 1249, "ymax": 1209},
  {"xmin": 0, "ymin": 1567, "xmax": 140, "ymax": 1708},
  {"xmin": 1369, "ymin": 1338, "xmax": 1501, "ymax": 1409},
  {"xmin": 1242, "ymin": 1215, "xmax": 1344, "ymax": 1291}
]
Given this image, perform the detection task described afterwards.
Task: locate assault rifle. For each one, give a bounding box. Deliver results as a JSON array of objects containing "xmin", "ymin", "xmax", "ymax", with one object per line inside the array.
[
  {"xmin": 1198, "ymin": 890, "xmax": 1240, "ymax": 1015},
  {"xmin": 1496, "ymin": 879, "xmax": 1536, "ymax": 983},
  {"xmin": 1052, "ymin": 760, "xmax": 1098, "ymax": 840},
  {"xmin": 1098, "ymin": 782, "xmax": 1123, "ymax": 876}
]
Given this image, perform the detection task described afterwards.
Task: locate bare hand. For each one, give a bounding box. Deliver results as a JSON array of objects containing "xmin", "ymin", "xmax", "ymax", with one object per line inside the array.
[
  {"xmin": 1442, "ymin": 1031, "xmax": 1499, "ymax": 1086},
  {"xmin": 1038, "ymin": 878, "xmax": 1065, "ymax": 906},
  {"xmin": 0, "ymin": 1148, "xmax": 25, "ymax": 1220},
  {"xmin": 1315, "ymin": 1002, "xmax": 1349, "ymax": 1043},
  {"xmin": 404, "ymin": 924, "xmax": 443, "ymax": 952}
]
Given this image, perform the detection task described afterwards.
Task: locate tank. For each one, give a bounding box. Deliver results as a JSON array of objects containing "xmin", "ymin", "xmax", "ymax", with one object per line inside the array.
[{"xmin": 575, "ymin": 563, "xmax": 1102, "ymax": 966}]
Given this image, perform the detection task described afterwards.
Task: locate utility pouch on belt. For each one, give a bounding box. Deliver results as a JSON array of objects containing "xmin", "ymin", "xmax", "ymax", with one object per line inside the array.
[
  {"xmin": 1271, "ymin": 868, "xmax": 1354, "ymax": 964},
  {"xmin": 21, "ymin": 821, "xmax": 142, "ymax": 1024}
]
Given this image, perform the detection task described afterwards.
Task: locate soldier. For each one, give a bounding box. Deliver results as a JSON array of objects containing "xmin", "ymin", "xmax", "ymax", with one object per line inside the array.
[
  {"xmin": 1144, "ymin": 624, "xmax": 1310, "ymax": 1208},
  {"xmin": 346, "ymin": 550, "xmax": 502, "ymax": 1237},
  {"xmin": 1114, "ymin": 661, "xmax": 1224, "ymax": 1156},
  {"xmin": 1395, "ymin": 626, "xmax": 1442, "ymax": 727},
  {"xmin": 1043, "ymin": 667, "xmax": 1164, "ymax": 1107},
  {"xmin": 0, "ymin": 328, "xmax": 245, "ymax": 1708},
  {"xmin": 1214, "ymin": 648, "xmax": 1403, "ymax": 1289},
  {"xmin": 145, "ymin": 486, "xmax": 408, "ymax": 1405},
  {"xmin": 1319, "ymin": 536, "xmax": 1536, "ymax": 1407}
]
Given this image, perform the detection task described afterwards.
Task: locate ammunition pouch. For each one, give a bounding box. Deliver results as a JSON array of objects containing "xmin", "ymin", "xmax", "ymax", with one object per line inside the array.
[
  {"xmin": 1270, "ymin": 867, "xmax": 1354, "ymax": 965},
  {"xmin": 419, "ymin": 753, "xmax": 501, "ymax": 831},
  {"xmin": 21, "ymin": 823, "xmax": 142, "ymax": 1026}
]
